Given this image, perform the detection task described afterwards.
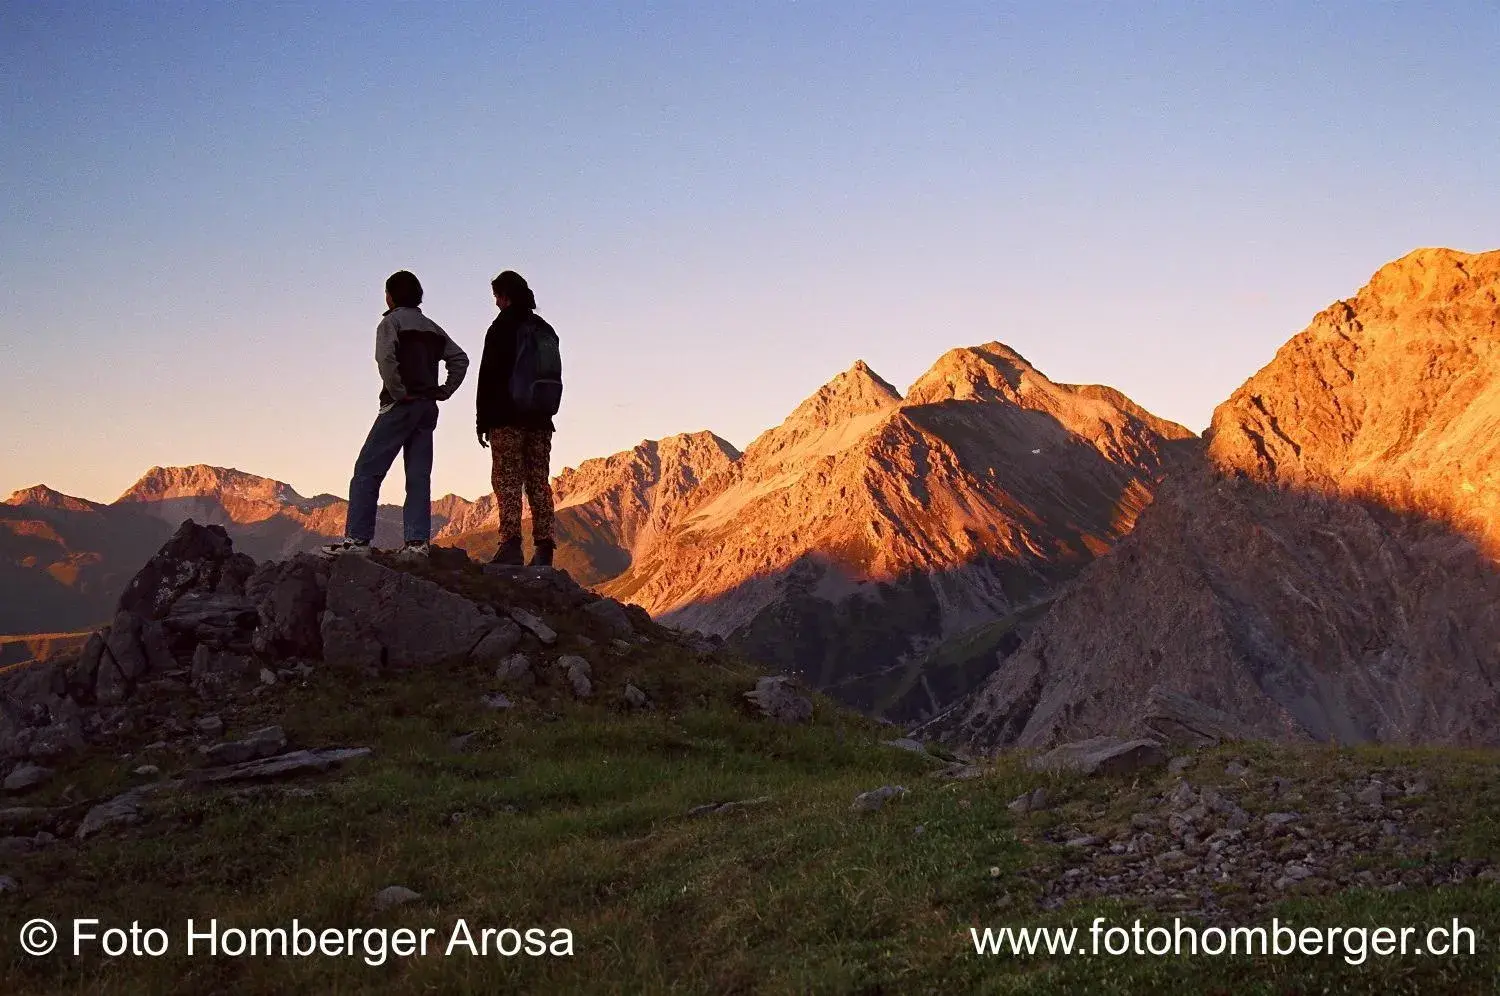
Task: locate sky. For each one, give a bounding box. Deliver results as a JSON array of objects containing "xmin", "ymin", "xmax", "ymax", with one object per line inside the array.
[{"xmin": 2, "ymin": 1, "xmax": 1497, "ymax": 506}]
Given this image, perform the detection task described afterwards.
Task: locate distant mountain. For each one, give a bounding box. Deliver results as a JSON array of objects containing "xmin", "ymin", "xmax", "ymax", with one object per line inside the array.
[
  {"xmin": 437, "ymin": 431, "xmax": 741, "ymax": 585},
  {"xmin": 1, "ymin": 431, "xmax": 741, "ymax": 636},
  {"xmin": 603, "ymin": 345, "xmax": 1194, "ymax": 718},
  {"xmin": 939, "ymin": 248, "xmax": 1500, "ymax": 749},
  {"xmin": 113, "ymin": 465, "xmax": 405, "ymax": 560},
  {"xmin": 1, "ymin": 487, "xmax": 174, "ymax": 635}
]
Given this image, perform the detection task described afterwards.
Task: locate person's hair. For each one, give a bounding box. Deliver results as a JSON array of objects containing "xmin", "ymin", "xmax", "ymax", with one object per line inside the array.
[
  {"xmin": 385, "ymin": 270, "xmax": 423, "ymax": 308},
  {"xmin": 491, "ymin": 270, "xmax": 536, "ymax": 310}
]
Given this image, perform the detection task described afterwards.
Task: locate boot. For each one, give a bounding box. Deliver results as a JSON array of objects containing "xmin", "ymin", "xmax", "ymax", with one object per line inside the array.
[
  {"xmin": 529, "ymin": 538, "xmax": 555, "ymax": 568},
  {"xmin": 489, "ymin": 536, "xmax": 524, "ymax": 566}
]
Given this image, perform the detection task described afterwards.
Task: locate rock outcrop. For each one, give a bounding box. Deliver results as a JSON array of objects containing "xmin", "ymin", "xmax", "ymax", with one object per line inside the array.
[
  {"xmin": 939, "ymin": 248, "xmax": 1500, "ymax": 750},
  {"xmin": 0, "ymin": 519, "xmax": 670, "ymax": 768},
  {"xmin": 321, "ymin": 555, "xmax": 518, "ymax": 669}
]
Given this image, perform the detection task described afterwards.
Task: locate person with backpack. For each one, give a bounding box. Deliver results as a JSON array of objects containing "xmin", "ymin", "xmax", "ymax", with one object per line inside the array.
[
  {"xmin": 321, "ymin": 270, "xmax": 469, "ymax": 561},
  {"xmin": 476, "ymin": 270, "xmax": 563, "ymax": 567}
]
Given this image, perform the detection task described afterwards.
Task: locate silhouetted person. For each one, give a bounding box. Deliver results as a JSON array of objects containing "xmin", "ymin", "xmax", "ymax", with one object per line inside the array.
[
  {"xmin": 475, "ymin": 270, "xmax": 561, "ymax": 567},
  {"xmin": 322, "ymin": 270, "xmax": 468, "ymax": 561}
]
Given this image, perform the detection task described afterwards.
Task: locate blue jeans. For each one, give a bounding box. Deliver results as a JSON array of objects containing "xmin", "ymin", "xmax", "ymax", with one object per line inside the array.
[{"xmin": 345, "ymin": 399, "xmax": 439, "ymax": 543}]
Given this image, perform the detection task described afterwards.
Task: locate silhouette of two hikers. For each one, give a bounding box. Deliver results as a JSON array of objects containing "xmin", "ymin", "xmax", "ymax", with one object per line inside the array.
[{"xmin": 321, "ymin": 269, "xmax": 561, "ymax": 567}]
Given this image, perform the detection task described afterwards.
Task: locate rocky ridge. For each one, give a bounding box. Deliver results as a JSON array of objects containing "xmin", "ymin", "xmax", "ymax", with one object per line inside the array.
[
  {"xmin": 938, "ymin": 247, "xmax": 1500, "ymax": 750},
  {"xmin": 605, "ymin": 344, "xmax": 1194, "ymax": 719}
]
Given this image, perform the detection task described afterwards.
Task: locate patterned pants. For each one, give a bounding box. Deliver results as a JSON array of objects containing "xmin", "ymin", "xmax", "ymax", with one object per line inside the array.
[{"xmin": 489, "ymin": 427, "xmax": 554, "ymax": 545}]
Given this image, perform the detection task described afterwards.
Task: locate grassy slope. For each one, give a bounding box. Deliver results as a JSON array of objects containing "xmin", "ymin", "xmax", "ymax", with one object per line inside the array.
[{"xmin": 2, "ymin": 618, "xmax": 1499, "ymax": 993}]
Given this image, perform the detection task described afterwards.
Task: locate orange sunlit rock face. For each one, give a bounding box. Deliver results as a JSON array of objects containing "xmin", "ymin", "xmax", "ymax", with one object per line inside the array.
[
  {"xmin": 944, "ymin": 248, "xmax": 1500, "ymax": 751},
  {"xmin": 601, "ymin": 345, "xmax": 1191, "ymax": 708},
  {"xmin": 1208, "ymin": 247, "xmax": 1500, "ymax": 552}
]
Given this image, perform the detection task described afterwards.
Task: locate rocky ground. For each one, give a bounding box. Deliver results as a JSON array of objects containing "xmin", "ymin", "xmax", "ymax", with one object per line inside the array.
[
  {"xmin": 0, "ymin": 520, "xmax": 724, "ymax": 862},
  {"xmin": 1014, "ymin": 747, "xmax": 1494, "ymax": 922},
  {"xmin": 2, "ymin": 524, "xmax": 1499, "ymax": 993}
]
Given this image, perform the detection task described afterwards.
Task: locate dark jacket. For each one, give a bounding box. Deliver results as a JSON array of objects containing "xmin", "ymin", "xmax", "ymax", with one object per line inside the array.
[
  {"xmin": 475, "ymin": 306, "xmax": 556, "ymax": 433},
  {"xmin": 375, "ymin": 306, "xmax": 468, "ymax": 409}
]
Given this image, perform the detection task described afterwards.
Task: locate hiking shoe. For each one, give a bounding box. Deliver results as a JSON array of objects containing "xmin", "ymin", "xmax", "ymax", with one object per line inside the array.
[
  {"xmin": 529, "ymin": 539, "xmax": 556, "ymax": 568},
  {"xmin": 318, "ymin": 538, "xmax": 371, "ymax": 559},
  {"xmin": 394, "ymin": 541, "xmax": 430, "ymax": 563},
  {"xmin": 489, "ymin": 537, "xmax": 524, "ymax": 566}
]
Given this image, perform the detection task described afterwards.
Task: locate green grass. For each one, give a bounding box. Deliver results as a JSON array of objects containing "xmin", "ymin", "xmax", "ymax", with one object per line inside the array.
[{"xmin": 3, "ymin": 643, "xmax": 1500, "ymax": 994}]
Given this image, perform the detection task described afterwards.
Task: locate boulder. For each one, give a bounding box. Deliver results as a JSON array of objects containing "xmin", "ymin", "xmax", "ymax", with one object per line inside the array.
[
  {"xmin": 1027, "ymin": 736, "xmax": 1167, "ymax": 777},
  {"xmin": 688, "ymin": 796, "xmax": 771, "ymax": 817},
  {"xmin": 319, "ymin": 612, "xmax": 383, "ymax": 670},
  {"xmin": 508, "ymin": 608, "xmax": 557, "ymax": 645},
  {"xmin": 882, "ymin": 737, "xmax": 931, "ymax": 756},
  {"xmin": 373, "ymin": 885, "xmax": 421, "ymax": 911},
  {"xmin": 851, "ymin": 785, "xmax": 907, "ymax": 813},
  {"xmin": 161, "ymin": 592, "xmax": 260, "ymax": 655},
  {"xmin": 744, "ymin": 676, "xmax": 813, "ymax": 724},
  {"xmin": 324, "ymin": 556, "xmax": 494, "ymax": 667},
  {"xmin": 468, "ymin": 620, "xmax": 524, "ymax": 665},
  {"xmin": 140, "ymin": 621, "xmax": 176, "ymax": 673},
  {"xmin": 1137, "ymin": 687, "xmax": 1251, "ymax": 747},
  {"xmin": 201, "ymin": 726, "xmax": 287, "ymax": 766},
  {"xmin": 77, "ymin": 788, "xmax": 154, "ymax": 839},
  {"xmin": 114, "ymin": 520, "xmax": 238, "ymax": 620},
  {"xmin": 494, "ymin": 654, "xmax": 535, "ymax": 690},
  {"xmin": 68, "ymin": 632, "xmax": 107, "ymax": 701},
  {"xmin": 94, "ymin": 655, "xmax": 131, "ymax": 706},
  {"xmin": 582, "ymin": 598, "xmax": 634, "ymax": 638},
  {"xmin": 214, "ymin": 553, "xmax": 257, "ymax": 596},
  {"xmin": 558, "ymin": 656, "xmax": 593, "ymax": 699},
  {"xmin": 3, "ymin": 763, "xmax": 54, "ymax": 794},
  {"xmin": 1008, "ymin": 787, "xmax": 1049, "ymax": 814},
  {"xmin": 246, "ymin": 555, "xmax": 329, "ymax": 658},
  {"xmin": 104, "ymin": 612, "xmax": 148, "ymax": 681},
  {"xmin": 190, "ymin": 646, "xmax": 256, "ymax": 699},
  {"xmin": 184, "ymin": 747, "xmax": 371, "ymax": 785}
]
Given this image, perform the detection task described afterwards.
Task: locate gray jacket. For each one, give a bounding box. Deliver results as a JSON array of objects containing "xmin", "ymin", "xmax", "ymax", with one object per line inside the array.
[{"xmin": 375, "ymin": 306, "xmax": 469, "ymax": 409}]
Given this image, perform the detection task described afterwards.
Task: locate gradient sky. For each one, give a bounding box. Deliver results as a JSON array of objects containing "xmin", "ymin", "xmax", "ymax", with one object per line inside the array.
[{"xmin": 2, "ymin": 2, "xmax": 1497, "ymax": 506}]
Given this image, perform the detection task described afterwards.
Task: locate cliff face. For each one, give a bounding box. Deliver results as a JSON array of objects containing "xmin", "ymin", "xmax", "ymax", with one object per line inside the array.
[
  {"xmin": 942, "ymin": 248, "xmax": 1500, "ymax": 750},
  {"xmin": 1207, "ymin": 247, "xmax": 1500, "ymax": 548},
  {"xmin": 605, "ymin": 346, "xmax": 1191, "ymax": 717}
]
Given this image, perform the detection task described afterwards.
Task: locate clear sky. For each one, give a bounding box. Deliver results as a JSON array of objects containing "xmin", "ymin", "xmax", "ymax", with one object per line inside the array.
[{"xmin": 2, "ymin": 2, "xmax": 1497, "ymax": 505}]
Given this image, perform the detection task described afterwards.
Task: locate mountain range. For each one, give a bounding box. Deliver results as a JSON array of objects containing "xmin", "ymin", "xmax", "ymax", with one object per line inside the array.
[
  {"xmin": 6, "ymin": 246, "xmax": 1497, "ymax": 745},
  {"xmin": 3, "ymin": 344, "xmax": 1186, "ymax": 719}
]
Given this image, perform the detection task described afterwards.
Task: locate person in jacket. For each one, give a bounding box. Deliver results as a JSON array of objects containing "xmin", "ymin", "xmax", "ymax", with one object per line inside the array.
[
  {"xmin": 476, "ymin": 270, "xmax": 556, "ymax": 567},
  {"xmin": 321, "ymin": 270, "xmax": 468, "ymax": 561}
]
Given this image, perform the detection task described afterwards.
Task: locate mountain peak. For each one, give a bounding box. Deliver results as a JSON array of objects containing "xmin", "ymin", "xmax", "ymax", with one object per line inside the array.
[
  {"xmin": 655, "ymin": 430, "xmax": 743, "ymax": 464},
  {"xmin": 1353, "ymin": 247, "xmax": 1500, "ymax": 325},
  {"xmin": 4, "ymin": 484, "xmax": 99, "ymax": 511},
  {"xmin": 904, "ymin": 341, "xmax": 1042, "ymax": 406},
  {"xmin": 116, "ymin": 465, "xmax": 306, "ymax": 506},
  {"xmin": 783, "ymin": 360, "xmax": 903, "ymax": 428},
  {"xmin": 1207, "ymin": 246, "xmax": 1500, "ymax": 545}
]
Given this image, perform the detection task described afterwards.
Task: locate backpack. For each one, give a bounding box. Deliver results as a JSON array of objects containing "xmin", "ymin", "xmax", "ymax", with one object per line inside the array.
[{"xmin": 509, "ymin": 314, "xmax": 564, "ymax": 417}]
